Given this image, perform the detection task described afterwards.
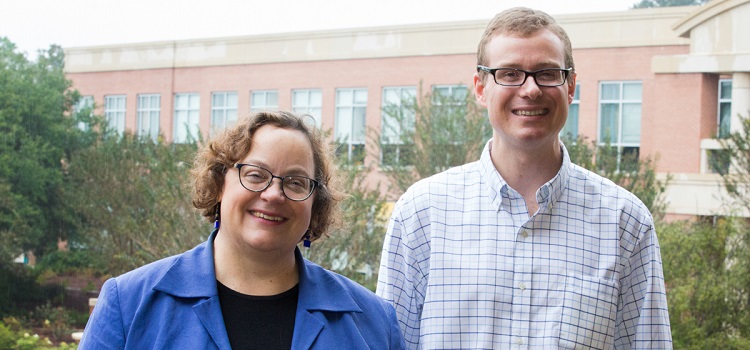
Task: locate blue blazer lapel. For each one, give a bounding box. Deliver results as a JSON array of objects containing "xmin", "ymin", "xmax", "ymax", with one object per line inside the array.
[
  {"xmin": 194, "ymin": 296, "xmax": 232, "ymax": 350},
  {"xmin": 291, "ymin": 307, "xmax": 326, "ymax": 349},
  {"xmin": 153, "ymin": 229, "xmax": 231, "ymax": 349},
  {"xmin": 292, "ymin": 248, "xmax": 363, "ymax": 348}
]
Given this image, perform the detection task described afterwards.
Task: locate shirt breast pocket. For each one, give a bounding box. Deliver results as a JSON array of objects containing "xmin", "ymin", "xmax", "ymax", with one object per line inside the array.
[{"xmin": 559, "ymin": 274, "xmax": 619, "ymax": 350}]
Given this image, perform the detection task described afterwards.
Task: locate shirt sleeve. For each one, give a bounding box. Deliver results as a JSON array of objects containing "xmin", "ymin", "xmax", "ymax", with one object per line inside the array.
[
  {"xmin": 615, "ymin": 215, "xmax": 673, "ymax": 349},
  {"xmin": 377, "ymin": 196, "xmax": 427, "ymax": 350},
  {"xmin": 78, "ymin": 278, "xmax": 127, "ymax": 349}
]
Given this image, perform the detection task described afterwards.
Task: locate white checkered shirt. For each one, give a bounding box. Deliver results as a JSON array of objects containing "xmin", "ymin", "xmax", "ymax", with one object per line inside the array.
[{"xmin": 377, "ymin": 141, "xmax": 672, "ymax": 349}]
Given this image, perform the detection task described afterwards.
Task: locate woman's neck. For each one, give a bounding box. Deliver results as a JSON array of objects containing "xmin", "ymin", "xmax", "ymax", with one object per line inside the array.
[{"xmin": 213, "ymin": 232, "xmax": 299, "ymax": 296}]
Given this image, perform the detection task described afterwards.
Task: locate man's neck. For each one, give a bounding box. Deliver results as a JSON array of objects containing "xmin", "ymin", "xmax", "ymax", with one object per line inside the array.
[{"xmin": 489, "ymin": 137, "xmax": 563, "ymax": 213}]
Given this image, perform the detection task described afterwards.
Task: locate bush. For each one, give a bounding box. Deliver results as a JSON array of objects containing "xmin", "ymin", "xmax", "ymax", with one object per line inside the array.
[
  {"xmin": 660, "ymin": 217, "xmax": 750, "ymax": 348},
  {"xmin": 35, "ymin": 251, "xmax": 105, "ymax": 276},
  {"xmin": 0, "ymin": 321, "xmax": 17, "ymax": 350},
  {"xmin": 1, "ymin": 316, "xmax": 80, "ymax": 349},
  {"xmin": 0, "ymin": 264, "xmax": 64, "ymax": 318}
]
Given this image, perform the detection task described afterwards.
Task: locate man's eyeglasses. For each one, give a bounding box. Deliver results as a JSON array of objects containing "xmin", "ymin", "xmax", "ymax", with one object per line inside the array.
[
  {"xmin": 234, "ymin": 163, "xmax": 320, "ymax": 201},
  {"xmin": 477, "ymin": 66, "xmax": 573, "ymax": 87}
]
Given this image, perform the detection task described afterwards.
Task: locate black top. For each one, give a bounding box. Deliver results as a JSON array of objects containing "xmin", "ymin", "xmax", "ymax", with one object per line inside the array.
[{"xmin": 217, "ymin": 280, "xmax": 299, "ymax": 350}]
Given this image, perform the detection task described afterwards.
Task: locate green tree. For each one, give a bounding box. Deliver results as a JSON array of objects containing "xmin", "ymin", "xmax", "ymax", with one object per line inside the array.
[
  {"xmin": 63, "ymin": 132, "xmax": 205, "ymax": 275},
  {"xmin": 632, "ymin": 0, "xmax": 709, "ymax": 8},
  {"xmin": 376, "ymin": 87, "xmax": 668, "ymax": 218},
  {"xmin": 718, "ymin": 115, "xmax": 750, "ymax": 212},
  {"xmin": 304, "ymin": 159, "xmax": 388, "ymax": 291},
  {"xmin": 0, "ymin": 37, "xmax": 94, "ymax": 263},
  {"xmin": 377, "ymin": 85, "xmax": 491, "ymax": 193},
  {"xmin": 659, "ymin": 217, "xmax": 750, "ymax": 348},
  {"xmin": 563, "ymin": 135, "xmax": 670, "ymax": 219}
]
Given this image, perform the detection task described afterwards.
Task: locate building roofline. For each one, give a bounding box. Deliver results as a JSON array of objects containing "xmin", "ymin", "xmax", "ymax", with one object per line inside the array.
[
  {"xmin": 672, "ymin": 0, "xmax": 750, "ymax": 38},
  {"xmin": 64, "ymin": 7, "xmax": 693, "ymax": 74}
]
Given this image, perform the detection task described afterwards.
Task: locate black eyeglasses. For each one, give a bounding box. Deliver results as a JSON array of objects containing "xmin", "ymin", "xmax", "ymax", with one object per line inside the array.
[
  {"xmin": 234, "ymin": 164, "xmax": 320, "ymax": 201},
  {"xmin": 477, "ymin": 66, "xmax": 573, "ymax": 87}
]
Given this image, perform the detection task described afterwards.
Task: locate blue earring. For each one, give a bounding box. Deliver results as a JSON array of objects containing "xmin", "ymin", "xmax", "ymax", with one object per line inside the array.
[
  {"xmin": 303, "ymin": 230, "xmax": 311, "ymax": 248},
  {"xmin": 213, "ymin": 203, "xmax": 220, "ymax": 229}
]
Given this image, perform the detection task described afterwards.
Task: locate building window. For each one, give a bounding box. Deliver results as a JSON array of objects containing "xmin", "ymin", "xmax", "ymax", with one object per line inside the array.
[
  {"xmin": 431, "ymin": 85, "xmax": 469, "ymax": 164},
  {"xmin": 560, "ymin": 84, "xmax": 580, "ymax": 140},
  {"xmin": 211, "ymin": 91, "xmax": 238, "ymax": 135},
  {"xmin": 74, "ymin": 95, "xmax": 94, "ymax": 131},
  {"xmin": 598, "ymin": 81, "xmax": 642, "ymax": 171},
  {"xmin": 174, "ymin": 93, "xmax": 200, "ymax": 143},
  {"xmin": 292, "ymin": 89, "xmax": 322, "ymax": 128},
  {"xmin": 250, "ymin": 90, "xmax": 278, "ymax": 113},
  {"xmin": 718, "ymin": 79, "xmax": 732, "ymax": 139},
  {"xmin": 137, "ymin": 94, "xmax": 160, "ymax": 141},
  {"xmin": 104, "ymin": 95, "xmax": 126, "ymax": 135},
  {"xmin": 381, "ymin": 86, "xmax": 416, "ymax": 167},
  {"xmin": 432, "ymin": 85, "xmax": 467, "ymax": 112},
  {"xmin": 335, "ymin": 88, "xmax": 367, "ymax": 164}
]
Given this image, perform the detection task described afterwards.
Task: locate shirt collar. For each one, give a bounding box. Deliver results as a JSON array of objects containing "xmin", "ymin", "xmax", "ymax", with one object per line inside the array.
[
  {"xmin": 478, "ymin": 140, "xmax": 506, "ymax": 210},
  {"xmin": 479, "ymin": 140, "xmax": 571, "ymax": 213}
]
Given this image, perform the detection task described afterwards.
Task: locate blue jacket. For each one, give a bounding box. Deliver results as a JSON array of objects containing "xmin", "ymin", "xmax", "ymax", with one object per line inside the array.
[{"xmin": 79, "ymin": 231, "xmax": 405, "ymax": 349}]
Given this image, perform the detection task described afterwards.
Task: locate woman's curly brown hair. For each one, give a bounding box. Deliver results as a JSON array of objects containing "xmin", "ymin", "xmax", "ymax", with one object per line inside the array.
[{"xmin": 191, "ymin": 110, "xmax": 342, "ymax": 242}]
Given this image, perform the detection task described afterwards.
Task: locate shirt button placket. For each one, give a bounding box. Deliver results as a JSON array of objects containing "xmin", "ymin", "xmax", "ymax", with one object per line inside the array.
[{"xmin": 511, "ymin": 226, "xmax": 532, "ymax": 349}]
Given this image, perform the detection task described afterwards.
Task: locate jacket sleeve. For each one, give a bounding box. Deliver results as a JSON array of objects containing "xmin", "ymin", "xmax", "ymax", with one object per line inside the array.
[{"xmin": 78, "ymin": 278, "xmax": 126, "ymax": 349}]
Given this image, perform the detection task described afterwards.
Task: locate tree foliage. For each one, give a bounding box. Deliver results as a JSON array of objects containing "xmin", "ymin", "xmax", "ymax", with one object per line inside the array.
[
  {"xmin": 632, "ymin": 0, "xmax": 709, "ymax": 8},
  {"xmin": 0, "ymin": 37, "xmax": 94, "ymax": 263},
  {"xmin": 62, "ymin": 133, "xmax": 205, "ymax": 275},
  {"xmin": 718, "ymin": 115, "xmax": 750, "ymax": 213},
  {"xmin": 563, "ymin": 135, "xmax": 670, "ymax": 219},
  {"xmin": 376, "ymin": 87, "xmax": 668, "ymax": 218},
  {"xmin": 377, "ymin": 85, "xmax": 491, "ymax": 193},
  {"xmin": 659, "ymin": 217, "xmax": 750, "ymax": 348},
  {"xmin": 304, "ymin": 159, "xmax": 388, "ymax": 291}
]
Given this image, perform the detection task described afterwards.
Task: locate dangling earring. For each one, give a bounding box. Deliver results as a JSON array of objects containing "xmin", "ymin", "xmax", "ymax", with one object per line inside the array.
[
  {"xmin": 303, "ymin": 230, "xmax": 311, "ymax": 248},
  {"xmin": 213, "ymin": 203, "xmax": 221, "ymax": 229}
]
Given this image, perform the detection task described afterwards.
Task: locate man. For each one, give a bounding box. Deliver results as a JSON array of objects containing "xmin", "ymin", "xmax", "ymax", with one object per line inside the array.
[{"xmin": 376, "ymin": 7, "xmax": 672, "ymax": 349}]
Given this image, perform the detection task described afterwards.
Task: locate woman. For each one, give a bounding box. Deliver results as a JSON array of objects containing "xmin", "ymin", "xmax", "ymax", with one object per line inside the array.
[{"xmin": 79, "ymin": 111, "xmax": 405, "ymax": 349}]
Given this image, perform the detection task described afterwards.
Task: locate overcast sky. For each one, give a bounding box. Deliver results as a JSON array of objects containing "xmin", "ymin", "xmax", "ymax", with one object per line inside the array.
[{"xmin": 2, "ymin": 0, "xmax": 638, "ymax": 59}]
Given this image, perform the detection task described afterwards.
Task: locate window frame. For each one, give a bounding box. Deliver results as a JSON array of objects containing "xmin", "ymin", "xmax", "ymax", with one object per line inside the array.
[
  {"xmin": 292, "ymin": 89, "xmax": 323, "ymax": 128},
  {"xmin": 598, "ymin": 81, "xmax": 643, "ymax": 171},
  {"xmin": 380, "ymin": 86, "xmax": 417, "ymax": 167},
  {"xmin": 137, "ymin": 94, "xmax": 161, "ymax": 141},
  {"xmin": 335, "ymin": 88, "xmax": 368, "ymax": 163},
  {"xmin": 560, "ymin": 84, "xmax": 581, "ymax": 140},
  {"xmin": 173, "ymin": 93, "xmax": 200, "ymax": 144},
  {"xmin": 104, "ymin": 95, "xmax": 127, "ymax": 136},
  {"xmin": 250, "ymin": 90, "xmax": 279, "ymax": 113},
  {"xmin": 718, "ymin": 79, "xmax": 732, "ymax": 139},
  {"xmin": 211, "ymin": 91, "xmax": 238, "ymax": 135}
]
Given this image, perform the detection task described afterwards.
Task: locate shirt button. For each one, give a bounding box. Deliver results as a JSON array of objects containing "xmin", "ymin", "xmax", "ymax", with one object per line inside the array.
[
  {"xmin": 518, "ymin": 282, "xmax": 526, "ymax": 291},
  {"xmin": 515, "ymin": 338, "xmax": 524, "ymax": 345},
  {"xmin": 521, "ymin": 230, "xmax": 529, "ymax": 238}
]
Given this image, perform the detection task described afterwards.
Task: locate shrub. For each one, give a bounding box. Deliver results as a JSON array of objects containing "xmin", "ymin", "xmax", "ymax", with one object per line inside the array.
[
  {"xmin": 0, "ymin": 321, "xmax": 17, "ymax": 350},
  {"xmin": 36, "ymin": 251, "xmax": 105, "ymax": 276}
]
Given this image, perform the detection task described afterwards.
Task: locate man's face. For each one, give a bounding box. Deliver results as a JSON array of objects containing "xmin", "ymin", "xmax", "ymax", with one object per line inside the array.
[{"xmin": 473, "ymin": 29, "xmax": 576, "ymax": 151}]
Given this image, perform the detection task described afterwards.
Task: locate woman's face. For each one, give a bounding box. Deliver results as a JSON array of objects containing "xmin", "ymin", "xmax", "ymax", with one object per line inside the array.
[{"xmin": 218, "ymin": 125, "xmax": 316, "ymax": 255}]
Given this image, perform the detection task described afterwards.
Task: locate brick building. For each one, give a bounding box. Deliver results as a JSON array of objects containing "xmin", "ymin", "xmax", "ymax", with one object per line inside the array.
[{"xmin": 64, "ymin": 0, "xmax": 750, "ymax": 219}]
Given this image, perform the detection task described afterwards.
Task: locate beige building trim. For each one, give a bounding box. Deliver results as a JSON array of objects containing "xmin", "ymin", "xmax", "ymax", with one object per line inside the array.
[
  {"xmin": 64, "ymin": 7, "xmax": 692, "ymax": 74},
  {"xmin": 660, "ymin": 173, "xmax": 747, "ymax": 217},
  {"xmin": 673, "ymin": 0, "xmax": 750, "ymax": 39},
  {"xmin": 653, "ymin": 0, "xmax": 750, "ymax": 74}
]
